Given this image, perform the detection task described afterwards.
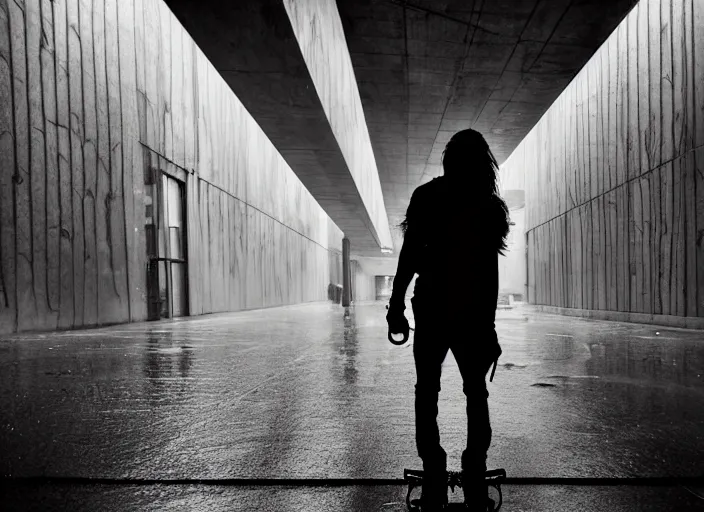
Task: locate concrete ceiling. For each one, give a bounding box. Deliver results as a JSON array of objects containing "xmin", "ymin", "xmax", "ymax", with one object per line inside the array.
[
  {"xmin": 337, "ymin": 0, "xmax": 637, "ymax": 257},
  {"xmin": 166, "ymin": 0, "xmax": 637, "ymax": 263}
]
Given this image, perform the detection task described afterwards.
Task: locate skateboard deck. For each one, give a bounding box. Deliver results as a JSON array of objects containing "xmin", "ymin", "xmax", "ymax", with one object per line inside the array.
[{"xmin": 403, "ymin": 468, "xmax": 506, "ymax": 511}]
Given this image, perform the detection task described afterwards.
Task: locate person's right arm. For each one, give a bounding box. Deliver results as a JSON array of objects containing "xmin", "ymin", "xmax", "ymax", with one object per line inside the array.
[{"xmin": 388, "ymin": 191, "xmax": 422, "ymax": 314}]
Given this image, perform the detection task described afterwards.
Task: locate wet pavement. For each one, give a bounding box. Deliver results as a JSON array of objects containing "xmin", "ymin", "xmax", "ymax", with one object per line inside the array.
[{"xmin": 1, "ymin": 302, "xmax": 703, "ymax": 510}]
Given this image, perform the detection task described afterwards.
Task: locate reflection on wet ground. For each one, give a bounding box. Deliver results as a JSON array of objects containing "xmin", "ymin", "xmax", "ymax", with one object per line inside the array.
[{"xmin": 0, "ymin": 303, "xmax": 703, "ymax": 510}]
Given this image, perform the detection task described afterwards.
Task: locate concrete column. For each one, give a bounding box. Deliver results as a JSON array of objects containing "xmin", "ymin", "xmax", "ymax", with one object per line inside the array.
[{"xmin": 342, "ymin": 237, "xmax": 351, "ymax": 307}]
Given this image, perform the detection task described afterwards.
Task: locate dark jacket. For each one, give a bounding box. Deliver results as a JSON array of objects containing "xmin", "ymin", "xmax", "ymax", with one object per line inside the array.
[{"xmin": 389, "ymin": 176, "xmax": 507, "ymax": 327}]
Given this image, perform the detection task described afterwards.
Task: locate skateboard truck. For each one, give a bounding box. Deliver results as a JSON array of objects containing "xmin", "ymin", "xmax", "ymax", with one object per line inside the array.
[{"xmin": 403, "ymin": 468, "xmax": 506, "ymax": 511}]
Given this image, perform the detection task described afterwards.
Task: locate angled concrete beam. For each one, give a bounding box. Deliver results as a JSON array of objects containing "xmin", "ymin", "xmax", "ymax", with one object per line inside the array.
[
  {"xmin": 282, "ymin": 0, "xmax": 393, "ymax": 253},
  {"xmin": 164, "ymin": 0, "xmax": 393, "ymax": 254}
]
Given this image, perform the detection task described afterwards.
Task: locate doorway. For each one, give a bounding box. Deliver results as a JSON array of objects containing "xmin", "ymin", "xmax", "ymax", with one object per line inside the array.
[{"xmin": 146, "ymin": 168, "xmax": 189, "ymax": 320}]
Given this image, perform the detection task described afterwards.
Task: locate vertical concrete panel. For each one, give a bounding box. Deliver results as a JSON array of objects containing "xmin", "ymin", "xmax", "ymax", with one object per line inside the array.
[
  {"xmin": 672, "ymin": 155, "xmax": 686, "ymax": 316},
  {"xmin": 261, "ymin": 215, "xmax": 272, "ymax": 308},
  {"xmin": 683, "ymin": 1, "xmax": 698, "ymax": 316},
  {"xmin": 104, "ymin": 0, "xmax": 128, "ymax": 323},
  {"xmin": 585, "ymin": 203, "xmax": 594, "ymax": 311},
  {"xmin": 661, "ymin": 0, "xmax": 675, "ymax": 165},
  {"xmin": 683, "ymin": 151, "xmax": 698, "ymax": 317},
  {"xmin": 596, "ymin": 195, "xmax": 606, "ymax": 310},
  {"xmin": 606, "ymin": 189, "xmax": 618, "ymax": 311},
  {"xmin": 696, "ymin": 148, "xmax": 704, "ymax": 316},
  {"xmin": 527, "ymin": 229, "xmax": 535, "ymax": 304},
  {"xmin": 52, "ymin": 0, "xmax": 74, "ymax": 329},
  {"xmin": 222, "ymin": 191, "xmax": 231, "ymax": 311},
  {"xmin": 694, "ymin": 0, "xmax": 704, "ymax": 149},
  {"xmin": 186, "ymin": 175, "xmax": 201, "ymax": 316},
  {"xmin": 199, "ymin": 180, "xmax": 211, "ymax": 313},
  {"xmin": 245, "ymin": 206, "xmax": 261, "ymax": 310},
  {"xmin": 124, "ymin": 0, "xmax": 148, "ymax": 322},
  {"xmin": 182, "ymin": 29, "xmax": 196, "ymax": 172},
  {"xmin": 66, "ymin": 0, "xmax": 84, "ymax": 328},
  {"xmin": 579, "ymin": 73, "xmax": 588, "ymax": 205},
  {"xmin": 170, "ymin": 13, "xmax": 184, "ymax": 169},
  {"xmin": 40, "ymin": 0, "xmax": 60, "ymax": 321},
  {"xmin": 650, "ymin": 168, "xmax": 662, "ymax": 314},
  {"xmin": 640, "ymin": 174, "xmax": 652, "ymax": 314},
  {"xmin": 647, "ymin": 0, "xmax": 662, "ymax": 168},
  {"xmin": 212, "ymin": 185, "xmax": 223, "ymax": 311},
  {"xmin": 234, "ymin": 198, "xmax": 247, "ymax": 311},
  {"xmin": 606, "ymin": 35, "xmax": 617, "ymax": 192},
  {"xmin": 158, "ymin": 0, "xmax": 172, "ymax": 162},
  {"xmin": 616, "ymin": 22, "xmax": 628, "ymax": 188},
  {"xmin": 10, "ymin": 0, "xmax": 37, "ymax": 331},
  {"xmin": 0, "ymin": 0, "xmax": 17, "ymax": 332},
  {"xmin": 26, "ymin": 0, "xmax": 51, "ymax": 330},
  {"xmin": 638, "ymin": 2, "xmax": 652, "ymax": 314},
  {"xmin": 660, "ymin": 162, "xmax": 673, "ymax": 316},
  {"xmin": 672, "ymin": 0, "xmax": 687, "ymax": 156},
  {"xmin": 626, "ymin": 9, "xmax": 639, "ymax": 180},
  {"xmin": 94, "ymin": 0, "xmax": 118, "ymax": 324},
  {"xmin": 79, "ymin": 0, "xmax": 98, "ymax": 326},
  {"xmin": 142, "ymin": 0, "xmax": 159, "ymax": 153}
]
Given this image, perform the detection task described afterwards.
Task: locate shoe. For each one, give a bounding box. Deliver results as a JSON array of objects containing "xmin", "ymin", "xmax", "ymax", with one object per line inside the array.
[
  {"xmin": 420, "ymin": 470, "xmax": 448, "ymax": 511},
  {"xmin": 461, "ymin": 468, "xmax": 489, "ymax": 511}
]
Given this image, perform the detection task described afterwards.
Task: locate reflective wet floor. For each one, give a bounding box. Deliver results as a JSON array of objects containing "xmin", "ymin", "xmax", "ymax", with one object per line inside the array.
[{"xmin": 1, "ymin": 303, "xmax": 703, "ymax": 510}]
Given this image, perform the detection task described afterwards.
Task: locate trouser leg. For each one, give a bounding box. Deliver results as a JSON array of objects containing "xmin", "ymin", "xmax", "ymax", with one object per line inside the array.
[
  {"xmin": 451, "ymin": 339, "xmax": 495, "ymax": 510},
  {"xmin": 450, "ymin": 339, "xmax": 494, "ymax": 473},
  {"xmin": 412, "ymin": 323, "xmax": 450, "ymax": 472}
]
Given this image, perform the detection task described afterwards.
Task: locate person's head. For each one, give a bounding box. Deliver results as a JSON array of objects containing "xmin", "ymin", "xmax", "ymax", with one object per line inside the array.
[
  {"xmin": 442, "ymin": 129, "xmax": 500, "ymax": 194},
  {"xmin": 400, "ymin": 128, "xmax": 510, "ymax": 253}
]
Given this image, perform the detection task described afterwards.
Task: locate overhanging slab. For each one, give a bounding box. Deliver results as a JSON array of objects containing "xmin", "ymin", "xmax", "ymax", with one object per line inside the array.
[{"xmin": 164, "ymin": 0, "xmax": 392, "ymax": 254}]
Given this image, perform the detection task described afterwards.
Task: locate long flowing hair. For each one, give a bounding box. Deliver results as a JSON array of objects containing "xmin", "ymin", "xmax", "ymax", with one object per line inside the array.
[{"xmin": 400, "ymin": 129, "xmax": 510, "ymax": 254}]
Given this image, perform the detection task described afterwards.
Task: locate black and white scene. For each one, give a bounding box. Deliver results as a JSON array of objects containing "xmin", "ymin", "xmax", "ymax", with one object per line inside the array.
[{"xmin": 1, "ymin": 0, "xmax": 703, "ymax": 510}]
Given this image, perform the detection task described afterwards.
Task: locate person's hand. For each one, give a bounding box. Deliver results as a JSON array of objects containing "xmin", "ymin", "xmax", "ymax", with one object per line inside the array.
[{"xmin": 386, "ymin": 306, "xmax": 409, "ymax": 344}]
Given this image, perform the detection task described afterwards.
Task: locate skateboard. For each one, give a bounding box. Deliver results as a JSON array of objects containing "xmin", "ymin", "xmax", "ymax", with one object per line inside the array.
[{"xmin": 403, "ymin": 468, "xmax": 506, "ymax": 511}]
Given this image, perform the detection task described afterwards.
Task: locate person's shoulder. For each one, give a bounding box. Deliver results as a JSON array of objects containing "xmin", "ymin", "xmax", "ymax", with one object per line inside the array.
[{"xmin": 412, "ymin": 177, "xmax": 444, "ymax": 199}]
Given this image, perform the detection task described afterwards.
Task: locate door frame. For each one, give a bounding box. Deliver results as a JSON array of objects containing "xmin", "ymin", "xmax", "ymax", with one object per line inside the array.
[{"xmin": 146, "ymin": 158, "xmax": 190, "ymax": 320}]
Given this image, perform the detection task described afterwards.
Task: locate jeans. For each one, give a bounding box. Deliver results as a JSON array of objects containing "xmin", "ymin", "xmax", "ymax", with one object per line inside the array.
[{"xmin": 411, "ymin": 298, "xmax": 500, "ymax": 475}]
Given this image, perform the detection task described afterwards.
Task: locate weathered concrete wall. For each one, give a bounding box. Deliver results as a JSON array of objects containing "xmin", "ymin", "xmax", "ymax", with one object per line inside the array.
[
  {"xmin": 282, "ymin": 0, "xmax": 393, "ymax": 251},
  {"xmin": 501, "ymin": 0, "xmax": 704, "ymax": 320},
  {"xmin": 350, "ymin": 260, "xmax": 375, "ymax": 302},
  {"xmin": 0, "ymin": 0, "xmax": 343, "ymax": 333}
]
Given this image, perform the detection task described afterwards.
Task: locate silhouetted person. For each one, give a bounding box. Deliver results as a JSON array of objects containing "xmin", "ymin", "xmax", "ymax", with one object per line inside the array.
[{"xmin": 387, "ymin": 129, "xmax": 508, "ymax": 511}]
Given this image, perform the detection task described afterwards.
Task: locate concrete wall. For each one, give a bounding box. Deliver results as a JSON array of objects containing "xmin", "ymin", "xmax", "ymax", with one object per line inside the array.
[
  {"xmin": 350, "ymin": 260, "xmax": 375, "ymax": 302},
  {"xmin": 0, "ymin": 0, "xmax": 343, "ymax": 333},
  {"xmin": 501, "ymin": 0, "xmax": 704, "ymax": 323}
]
